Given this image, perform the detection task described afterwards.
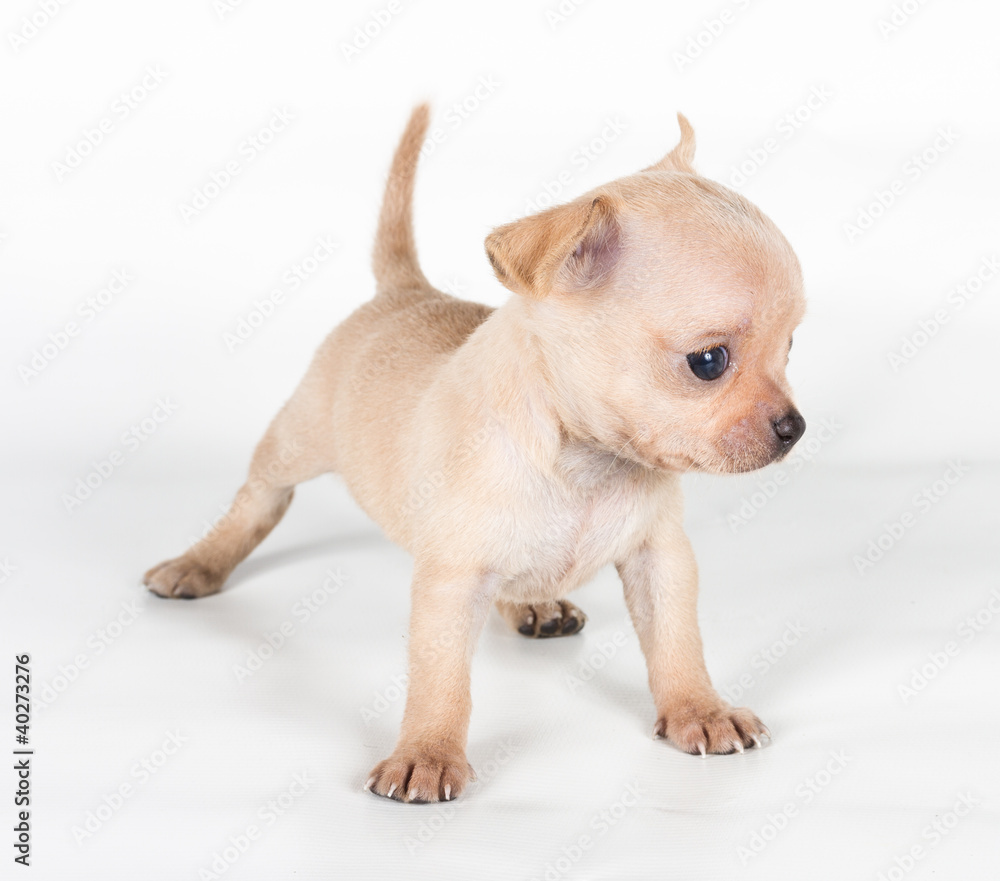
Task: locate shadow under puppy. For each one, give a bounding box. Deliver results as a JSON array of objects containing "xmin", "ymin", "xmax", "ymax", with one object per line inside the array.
[{"xmin": 145, "ymin": 105, "xmax": 807, "ymax": 803}]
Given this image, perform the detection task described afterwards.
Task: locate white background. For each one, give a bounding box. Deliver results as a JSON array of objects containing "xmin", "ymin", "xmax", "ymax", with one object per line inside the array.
[{"xmin": 1, "ymin": 0, "xmax": 998, "ymax": 878}]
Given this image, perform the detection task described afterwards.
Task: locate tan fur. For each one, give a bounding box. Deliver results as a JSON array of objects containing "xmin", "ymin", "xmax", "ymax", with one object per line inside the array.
[{"xmin": 145, "ymin": 105, "xmax": 806, "ymax": 802}]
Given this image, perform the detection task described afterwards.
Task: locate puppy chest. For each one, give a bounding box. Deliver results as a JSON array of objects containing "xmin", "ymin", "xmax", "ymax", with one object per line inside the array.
[{"xmin": 503, "ymin": 489, "xmax": 647, "ymax": 600}]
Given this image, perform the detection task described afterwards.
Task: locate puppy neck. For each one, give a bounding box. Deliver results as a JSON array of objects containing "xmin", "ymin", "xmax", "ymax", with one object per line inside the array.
[{"xmin": 458, "ymin": 297, "xmax": 642, "ymax": 481}]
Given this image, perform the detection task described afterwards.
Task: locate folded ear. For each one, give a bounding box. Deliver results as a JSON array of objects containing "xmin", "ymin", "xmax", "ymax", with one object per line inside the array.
[
  {"xmin": 485, "ymin": 196, "xmax": 620, "ymax": 298},
  {"xmin": 643, "ymin": 112, "xmax": 696, "ymax": 174}
]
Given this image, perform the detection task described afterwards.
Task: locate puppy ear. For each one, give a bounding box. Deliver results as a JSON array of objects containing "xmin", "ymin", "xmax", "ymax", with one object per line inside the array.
[
  {"xmin": 485, "ymin": 197, "xmax": 620, "ymax": 298},
  {"xmin": 643, "ymin": 112, "xmax": 696, "ymax": 174}
]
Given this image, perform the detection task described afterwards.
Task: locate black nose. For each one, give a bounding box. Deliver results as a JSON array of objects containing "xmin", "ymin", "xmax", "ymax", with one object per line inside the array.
[{"xmin": 773, "ymin": 409, "xmax": 806, "ymax": 449}]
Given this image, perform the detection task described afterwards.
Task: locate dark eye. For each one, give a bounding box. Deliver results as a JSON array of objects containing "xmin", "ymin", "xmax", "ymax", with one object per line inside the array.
[{"xmin": 686, "ymin": 346, "xmax": 729, "ymax": 381}]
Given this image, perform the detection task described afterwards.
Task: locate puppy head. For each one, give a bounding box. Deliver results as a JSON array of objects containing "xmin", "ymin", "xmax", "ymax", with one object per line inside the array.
[{"xmin": 486, "ymin": 114, "xmax": 806, "ymax": 475}]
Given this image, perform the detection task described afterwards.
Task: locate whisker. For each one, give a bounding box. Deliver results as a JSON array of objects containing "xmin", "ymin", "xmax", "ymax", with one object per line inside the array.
[{"xmin": 606, "ymin": 431, "xmax": 641, "ymax": 476}]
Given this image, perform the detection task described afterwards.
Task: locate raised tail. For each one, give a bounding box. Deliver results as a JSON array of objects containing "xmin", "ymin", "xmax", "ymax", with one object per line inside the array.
[{"xmin": 372, "ymin": 103, "xmax": 432, "ymax": 295}]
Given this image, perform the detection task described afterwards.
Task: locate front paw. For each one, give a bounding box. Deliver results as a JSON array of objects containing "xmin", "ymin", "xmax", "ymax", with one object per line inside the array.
[
  {"xmin": 654, "ymin": 698, "xmax": 768, "ymax": 756},
  {"xmin": 365, "ymin": 746, "xmax": 474, "ymax": 803}
]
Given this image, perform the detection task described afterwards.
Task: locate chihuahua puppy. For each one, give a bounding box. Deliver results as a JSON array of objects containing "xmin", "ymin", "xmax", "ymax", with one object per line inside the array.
[{"xmin": 145, "ymin": 105, "xmax": 806, "ymax": 803}]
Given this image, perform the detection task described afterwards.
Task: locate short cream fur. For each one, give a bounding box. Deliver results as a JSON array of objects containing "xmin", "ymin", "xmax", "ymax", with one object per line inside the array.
[{"xmin": 145, "ymin": 105, "xmax": 807, "ymax": 803}]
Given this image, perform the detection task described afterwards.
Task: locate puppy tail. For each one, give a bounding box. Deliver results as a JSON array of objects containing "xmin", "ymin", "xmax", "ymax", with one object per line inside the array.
[{"xmin": 372, "ymin": 103, "xmax": 432, "ymax": 295}]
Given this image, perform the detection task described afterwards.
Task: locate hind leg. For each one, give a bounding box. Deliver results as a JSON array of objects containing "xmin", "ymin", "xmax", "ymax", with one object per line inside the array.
[
  {"xmin": 144, "ymin": 394, "xmax": 335, "ymax": 599},
  {"xmin": 495, "ymin": 599, "xmax": 587, "ymax": 638}
]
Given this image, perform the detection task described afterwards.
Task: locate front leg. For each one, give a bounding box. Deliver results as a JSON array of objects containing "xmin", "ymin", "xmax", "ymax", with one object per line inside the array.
[
  {"xmin": 617, "ymin": 510, "xmax": 768, "ymax": 756},
  {"xmin": 366, "ymin": 562, "xmax": 496, "ymax": 802}
]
